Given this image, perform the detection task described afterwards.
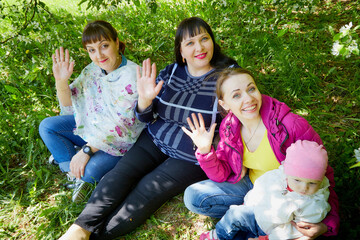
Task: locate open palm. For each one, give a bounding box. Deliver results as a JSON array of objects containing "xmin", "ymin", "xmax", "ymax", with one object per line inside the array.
[
  {"xmin": 182, "ymin": 113, "xmax": 216, "ymax": 154},
  {"xmin": 136, "ymin": 58, "xmax": 163, "ymax": 107},
  {"xmin": 52, "ymin": 47, "xmax": 74, "ymax": 84}
]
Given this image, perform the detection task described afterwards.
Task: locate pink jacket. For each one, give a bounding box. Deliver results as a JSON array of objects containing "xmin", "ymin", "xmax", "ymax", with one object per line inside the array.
[{"xmin": 196, "ymin": 95, "xmax": 339, "ymax": 236}]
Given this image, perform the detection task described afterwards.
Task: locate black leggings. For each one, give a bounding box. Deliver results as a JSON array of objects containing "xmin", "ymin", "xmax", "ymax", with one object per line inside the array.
[{"xmin": 75, "ymin": 131, "xmax": 208, "ymax": 239}]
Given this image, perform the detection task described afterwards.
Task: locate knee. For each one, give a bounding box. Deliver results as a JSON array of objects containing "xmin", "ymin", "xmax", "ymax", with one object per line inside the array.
[
  {"xmin": 39, "ymin": 117, "xmax": 56, "ymax": 136},
  {"xmin": 183, "ymin": 184, "xmax": 198, "ymax": 212}
]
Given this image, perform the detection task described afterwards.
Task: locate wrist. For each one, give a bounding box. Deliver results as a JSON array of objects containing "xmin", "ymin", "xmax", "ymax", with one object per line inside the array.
[
  {"xmin": 137, "ymin": 98, "xmax": 153, "ymax": 112},
  {"xmin": 82, "ymin": 145, "xmax": 94, "ymax": 157},
  {"xmin": 56, "ymin": 83, "xmax": 70, "ymax": 91}
]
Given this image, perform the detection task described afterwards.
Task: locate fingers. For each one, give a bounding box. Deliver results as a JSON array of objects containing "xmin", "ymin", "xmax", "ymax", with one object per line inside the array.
[
  {"xmin": 191, "ymin": 113, "xmax": 200, "ymax": 129},
  {"xmin": 181, "ymin": 126, "xmax": 192, "ymax": 137},
  {"xmin": 65, "ymin": 48, "xmax": 70, "ymax": 62},
  {"xmin": 154, "ymin": 80, "xmax": 164, "ymax": 95},
  {"xmin": 59, "ymin": 46, "xmax": 64, "ymax": 62},
  {"xmin": 186, "ymin": 116, "xmax": 195, "ymax": 131},
  {"xmin": 151, "ymin": 62, "xmax": 156, "ymax": 79},
  {"xmin": 136, "ymin": 65, "xmax": 141, "ymax": 80},
  {"xmin": 143, "ymin": 58, "xmax": 151, "ymax": 77},
  {"xmin": 198, "ymin": 113, "xmax": 205, "ymax": 128}
]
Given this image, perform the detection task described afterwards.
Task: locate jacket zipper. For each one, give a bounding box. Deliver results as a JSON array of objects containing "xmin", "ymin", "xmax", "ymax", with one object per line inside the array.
[{"xmin": 224, "ymin": 141, "xmax": 243, "ymax": 183}]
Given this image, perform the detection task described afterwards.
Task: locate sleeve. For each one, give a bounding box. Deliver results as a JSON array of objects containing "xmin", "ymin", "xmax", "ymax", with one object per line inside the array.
[
  {"xmin": 287, "ymin": 115, "xmax": 339, "ymax": 236},
  {"xmin": 196, "ymin": 144, "xmax": 233, "ymax": 183}
]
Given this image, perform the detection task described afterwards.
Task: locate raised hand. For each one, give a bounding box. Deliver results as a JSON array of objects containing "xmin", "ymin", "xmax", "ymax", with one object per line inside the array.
[
  {"xmin": 181, "ymin": 113, "xmax": 217, "ymax": 154},
  {"xmin": 52, "ymin": 47, "xmax": 74, "ymax": 86},
  {"xmin": 136, "ymin": 58, "xmax": 164, "ymax": 112}
]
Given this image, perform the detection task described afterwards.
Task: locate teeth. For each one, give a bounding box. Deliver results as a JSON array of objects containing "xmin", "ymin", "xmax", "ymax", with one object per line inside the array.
[{"xmin": 243, "ymin": 105, "xmax": 256, "ymax": 111}]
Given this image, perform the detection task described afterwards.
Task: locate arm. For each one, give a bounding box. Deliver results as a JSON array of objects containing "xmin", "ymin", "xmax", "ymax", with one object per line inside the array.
[
  {"xmin": 182, "ymin": 113, "xmax": 234, "ymax": 182},
  {"xmin": 52, "ymin": 47, "xmax": 74, "ymax": 107}
]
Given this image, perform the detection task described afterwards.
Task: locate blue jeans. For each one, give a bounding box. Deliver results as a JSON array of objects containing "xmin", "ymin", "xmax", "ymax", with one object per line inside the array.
[
  {"xmin": 39, "ymin": 115, "xmax": 121, "ymax": 183},
  {"xmin": 184, "ymin": 175, "xmax": 253, "ymax": 218},
  {"xmin": 216, "ymin": 205, "xmax": 266, "ymax": 240}
]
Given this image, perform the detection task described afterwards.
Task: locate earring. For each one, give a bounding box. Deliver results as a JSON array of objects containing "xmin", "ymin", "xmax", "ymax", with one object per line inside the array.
[{"xmin": 182, "ymin": 57, "xmax": 186, "ymax": 63}]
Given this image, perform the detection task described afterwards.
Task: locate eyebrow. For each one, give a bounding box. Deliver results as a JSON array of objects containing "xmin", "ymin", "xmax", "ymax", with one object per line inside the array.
[
  {"xmin": 86, "ymin": 39, "xmax": 107, "ymax": 48},
  {"xmin": 230, "ymin": 82, "xmax": 254, "ymax": 93},
  {"xmin": 182, "ymin": 33, "xmax": 209, "ymax": 43}
]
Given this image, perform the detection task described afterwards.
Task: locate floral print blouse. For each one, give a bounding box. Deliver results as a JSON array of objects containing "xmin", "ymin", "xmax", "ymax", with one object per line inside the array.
[{"xmin": 60, "ymin": 59, "xmax": 145, "ymax": 156}]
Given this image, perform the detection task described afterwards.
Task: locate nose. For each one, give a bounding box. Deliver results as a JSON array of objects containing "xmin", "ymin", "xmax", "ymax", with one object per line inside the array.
[
  {"xmin": 96, "ymin": 49, "xmax": 104, "ymax": 59},
  {"xmin": 300, "ymin": 183, "xmax": 309, "ymax": 193},
  {"xmin": 195, "ymin": 41, "xmax": 204, "ymax": 51}
]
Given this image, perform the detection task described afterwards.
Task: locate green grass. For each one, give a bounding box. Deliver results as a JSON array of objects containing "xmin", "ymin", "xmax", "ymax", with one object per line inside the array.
[{"xmin": 0, "ymin": 0, "xmax": 359, "ymax": 239}]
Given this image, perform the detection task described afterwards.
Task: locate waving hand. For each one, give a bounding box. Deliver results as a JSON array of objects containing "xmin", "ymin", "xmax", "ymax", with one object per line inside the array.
[
  {"xmin": 182, "ymin": 113, "xmax": 217, "ymax": 154},
  {"xmin": 136, "ymin": 58, "xmax": 164, "ymax": 112}
]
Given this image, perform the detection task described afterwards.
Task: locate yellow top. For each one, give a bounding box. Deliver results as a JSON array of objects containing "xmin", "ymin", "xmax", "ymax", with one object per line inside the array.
[{"xmin": 242, "ymin": 129, "xmax": 280, "ymax": 183}]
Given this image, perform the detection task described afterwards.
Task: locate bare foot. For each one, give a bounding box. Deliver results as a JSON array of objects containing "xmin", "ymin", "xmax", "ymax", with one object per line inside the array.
[{"xmin": 59, "ymin": 224, "xmax": 91, "ymax": 240}]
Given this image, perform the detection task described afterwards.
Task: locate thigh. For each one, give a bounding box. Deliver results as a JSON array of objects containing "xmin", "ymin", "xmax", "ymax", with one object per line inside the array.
[
  {"xmin": 39, "ymin": 115, "xmax": 85, "ymax": 146},
  {"xmin": 95, "ymin": 158, "xmax": 208, "ymax": 239},
  {"xmin": 75, "ymin": 131, "xmax": 167, "ymax": 233},
  {"xmin": 184, "ymin": 175, "xmax": 253, "ymax": 218}
]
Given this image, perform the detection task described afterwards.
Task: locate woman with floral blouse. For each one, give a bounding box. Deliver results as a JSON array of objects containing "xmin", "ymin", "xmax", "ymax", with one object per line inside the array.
[{"xmin": 39, "ymin": 20, "xmax": 145, "ymax": 202}]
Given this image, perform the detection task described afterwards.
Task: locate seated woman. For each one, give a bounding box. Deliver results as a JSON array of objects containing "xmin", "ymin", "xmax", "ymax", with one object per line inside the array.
[
  {"xmin": 58, "ymin": 17, "xmax": 238, "ymax": 240},
  {"xmin": 182, "ymin": 68, "xmax": 339, "ymax": 239},
  {"xmin": 39, "ymin": 20, "xmax": 145, "ymax": 202}
]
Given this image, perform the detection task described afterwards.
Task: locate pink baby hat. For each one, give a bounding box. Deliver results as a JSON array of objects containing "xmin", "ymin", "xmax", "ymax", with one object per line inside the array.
[{"xmin": 283, "ymin": 140, "xmax": 328, "ymax": 181}]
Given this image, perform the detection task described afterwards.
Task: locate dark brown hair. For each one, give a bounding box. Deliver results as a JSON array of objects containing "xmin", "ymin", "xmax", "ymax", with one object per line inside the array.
[
  {"xmin": 82, "ymin": 20, "xmax": 125, "ymax": 54},
  {"xmin": 174, "ymin": 17, "xmax": 237, "ymax": 68}
]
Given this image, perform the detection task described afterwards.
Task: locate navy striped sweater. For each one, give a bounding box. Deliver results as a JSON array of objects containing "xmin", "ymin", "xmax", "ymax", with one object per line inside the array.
[{"xmin": 136, "ymin": 63, "xmax": 223, "ymax": 162}]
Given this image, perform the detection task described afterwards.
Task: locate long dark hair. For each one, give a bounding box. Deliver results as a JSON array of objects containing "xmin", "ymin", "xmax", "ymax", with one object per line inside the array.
[
  {"xmin": 174, "ymin": 17, "xmax": 237, "ymax": 68},
  {"xmin": 82, "ymin": 20, "xmax": 125, "ymax": 54}
]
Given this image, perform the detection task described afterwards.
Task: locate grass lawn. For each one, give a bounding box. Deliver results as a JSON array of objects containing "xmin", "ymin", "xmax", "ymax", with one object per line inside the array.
[{"xmin": 0, "ymin": 0, "xmax": 359, "ymax": 239}]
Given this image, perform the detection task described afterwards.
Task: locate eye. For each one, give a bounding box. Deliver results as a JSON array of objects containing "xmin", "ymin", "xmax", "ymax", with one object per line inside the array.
[
  {"xmin": 294, "ymin": 179, "xmax": 300, "ymax": 182},
  {"xmin": 202, "ymin": 36, "xmax": 209, "ymax": 41},
  {"xmin": 101, "ymin": 44, "xmax": 109, "ymax": 49},
  {"xmin": 248, "ymin": 87, "xmax": 256, "ymax": 92},
  {"xmin": 87, "ymin": 48, "xmax": 95, "ymax": 53},
  {"xmin": 186, "ymin": 41, "xmax": 193, "ymax": 46},
  {"xmin": 309, "ymin": 182, "xmax": 318, "ymax": 185},
  {"xmin": 232, "ymin": 93, "xmax": 241, "ymax": 99}
]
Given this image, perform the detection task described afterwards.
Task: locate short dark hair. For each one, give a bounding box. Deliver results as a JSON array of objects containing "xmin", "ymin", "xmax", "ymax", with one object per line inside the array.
[
  {"xmin": 174, "ymin": 17, "xmax": 237, "ymax": 68},
  {"xmin": 82, "ymin": 20, "xmax": 125, "ymax": 54}
]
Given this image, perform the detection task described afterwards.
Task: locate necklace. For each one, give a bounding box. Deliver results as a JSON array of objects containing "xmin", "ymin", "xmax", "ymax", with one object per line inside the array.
[{"xmin": 244, "ymin": 118, "xmax": 262, "ymax": 146}]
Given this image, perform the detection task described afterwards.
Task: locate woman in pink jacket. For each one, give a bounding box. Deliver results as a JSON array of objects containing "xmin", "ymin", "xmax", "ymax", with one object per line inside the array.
[{"xmin": 182, "ymin": 68, "xmax": 339, "ymax": 240}]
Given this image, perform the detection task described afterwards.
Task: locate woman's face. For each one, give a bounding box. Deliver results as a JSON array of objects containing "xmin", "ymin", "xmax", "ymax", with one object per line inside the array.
[
  {"xmin": 180, "ymin": 29, "xmax": 214, "ymax": 76},
  {"xmin": 85, "ymin": 37, "xmax": 121, "ymax": 73},
  {"xmin": 219, "ymin": 74, "xmax": 262, "ymax": 122}
]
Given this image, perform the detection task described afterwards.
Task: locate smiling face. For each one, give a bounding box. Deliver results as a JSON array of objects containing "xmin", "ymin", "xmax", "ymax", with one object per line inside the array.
[
  {"xmin": 180, "ymin": 28, "xmax": 214, "ymax": 76},
  {"xmin": 86, "ymin": 38, "xmax": 121, "ymax": 73},
  {"xmin": 218, "ymin": 73, "xmax": 262, "ymax": 123},
  {"xmin": 287, "ymin": 175, "xmax": 322, "ymax": 195}
]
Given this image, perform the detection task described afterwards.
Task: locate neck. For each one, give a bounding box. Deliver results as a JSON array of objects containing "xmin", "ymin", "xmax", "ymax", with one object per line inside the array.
[
  {"xmin": 242, "ymin": 115, "xmax": 262, "ymax": 133},
  {"xmin": 187, "ymin": 64, "xmax": 213, "ymax": 77}
]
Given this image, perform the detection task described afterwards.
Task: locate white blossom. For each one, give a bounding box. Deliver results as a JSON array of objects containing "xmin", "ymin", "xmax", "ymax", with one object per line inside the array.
[{"xmin": 331, "ymin": 41, "xmax": 342, "ymax": 56}]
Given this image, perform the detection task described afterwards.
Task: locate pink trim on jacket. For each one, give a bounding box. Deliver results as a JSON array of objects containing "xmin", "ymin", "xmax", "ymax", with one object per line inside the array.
[{"xmin": 195, "ymin": 95, "xmax": 339, "ymax": 236}]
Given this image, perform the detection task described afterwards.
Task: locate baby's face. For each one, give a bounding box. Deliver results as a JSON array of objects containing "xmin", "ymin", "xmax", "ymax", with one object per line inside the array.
[{"xmin": 287, "ymin": 176, "xmax": 322, "ymax": 195}]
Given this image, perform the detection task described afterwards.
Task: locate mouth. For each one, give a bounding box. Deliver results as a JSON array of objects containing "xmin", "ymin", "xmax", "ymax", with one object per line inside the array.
[
  {"xmin": 195, "ymin": 53, "xmax": 207, "ymax": 59},
  {"xmin": 242, "ymin": 104, "xmax": 257, "ymax": 113},
  {"xmin": 100, "ymin": 59, "xmax": 108, "ymax": 63}
]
